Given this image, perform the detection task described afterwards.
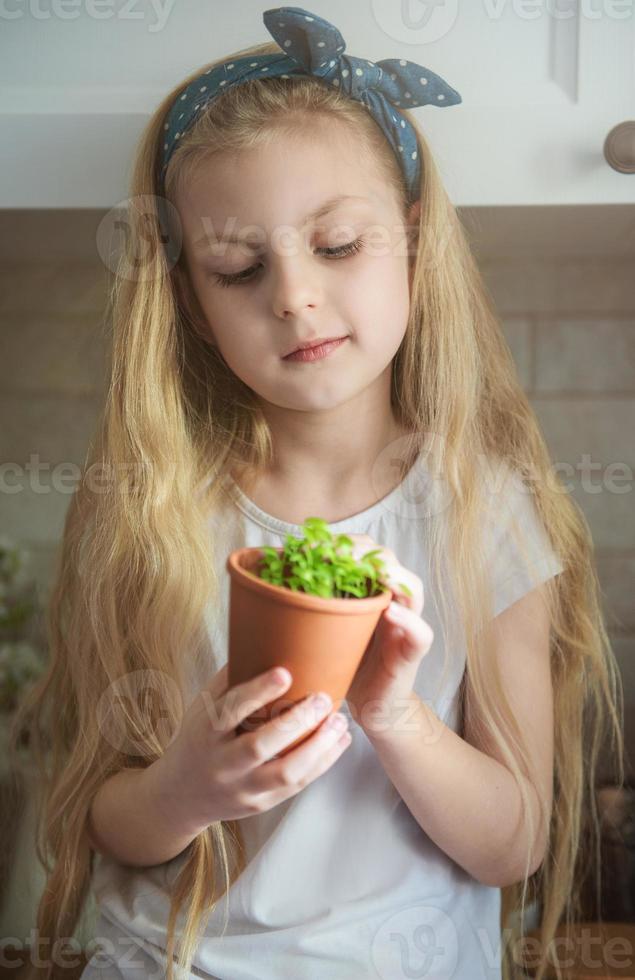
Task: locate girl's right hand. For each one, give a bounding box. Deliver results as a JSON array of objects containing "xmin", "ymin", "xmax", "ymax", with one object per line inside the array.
[{"xmin": 150, "ymin": 663, "xmax": 352, "ymax": 835}]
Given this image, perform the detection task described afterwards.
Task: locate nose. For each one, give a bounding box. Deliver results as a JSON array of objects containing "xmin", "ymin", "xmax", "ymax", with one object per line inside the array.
[
  {"xmin": 269, "ymin": 245, "xmax": 324, "ymax": 320},
  {"xmin": 279, "ymin": 299, "xmax": 316, "ymax": 318}
]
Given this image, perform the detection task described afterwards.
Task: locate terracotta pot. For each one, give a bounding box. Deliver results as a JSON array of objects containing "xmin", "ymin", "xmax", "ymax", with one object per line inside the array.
[{"xmin": 226, "ymin": 546, "xmax": 392, "ymax": 755}]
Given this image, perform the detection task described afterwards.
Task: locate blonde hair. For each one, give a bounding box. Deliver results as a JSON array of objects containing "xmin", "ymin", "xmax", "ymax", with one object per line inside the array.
[{"xmin": 9, "ymin": 37, "xmax": 626, "ymax": 980}]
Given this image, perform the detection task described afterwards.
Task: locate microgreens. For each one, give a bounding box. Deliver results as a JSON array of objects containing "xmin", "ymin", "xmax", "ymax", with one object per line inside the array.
[{"xmin": 253, "ymin": 517, "xmax": 414, "ymax": 600}]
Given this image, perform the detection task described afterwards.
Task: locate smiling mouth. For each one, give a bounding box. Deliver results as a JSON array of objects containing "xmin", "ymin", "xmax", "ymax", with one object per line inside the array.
[
  {"xmin": 283, "ymin": 335, "xmax": 349, "ymax": 358},
  {"xmin": 282, "ymin": 337, "xmax": 349, "ymax": 363}
]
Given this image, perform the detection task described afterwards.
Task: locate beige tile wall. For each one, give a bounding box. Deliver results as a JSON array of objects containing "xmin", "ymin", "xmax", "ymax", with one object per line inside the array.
[
  {"xmin": 0, "ymin": 213, "xmax": 633, "ymax": 775},
  {"xmin": 0, "ymin": 258, "xmax": 111, "ymax": 618},
  {"xmin": 486, "ymin": 255, "xmax": 635, "ymax": 784},
  {"xmin": 0, "ymin": 214, "xmax": 113, "ymax": 943}
]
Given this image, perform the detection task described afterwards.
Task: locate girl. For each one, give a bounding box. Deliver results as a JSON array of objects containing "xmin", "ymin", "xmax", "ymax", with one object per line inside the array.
[{"xmin": 10, "ymin": 6, "xmax": 625, "ymax": 980}]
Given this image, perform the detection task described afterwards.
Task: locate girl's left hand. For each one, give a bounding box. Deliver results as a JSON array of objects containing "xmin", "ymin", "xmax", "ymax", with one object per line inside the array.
[{"xmin": 344, "ymin": 534, "xmax": 434, "ymax": 737}]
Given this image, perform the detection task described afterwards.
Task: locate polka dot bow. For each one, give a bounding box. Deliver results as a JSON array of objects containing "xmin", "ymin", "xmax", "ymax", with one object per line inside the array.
[{"xmin": 159, "ymin": 5, "xmax": 462, "ymax": 204}]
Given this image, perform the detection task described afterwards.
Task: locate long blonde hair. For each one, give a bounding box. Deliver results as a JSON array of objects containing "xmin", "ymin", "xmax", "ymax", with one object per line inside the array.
[{"xmin": 9, "ymin": 37, "xmax": 626, "ymax": 980}]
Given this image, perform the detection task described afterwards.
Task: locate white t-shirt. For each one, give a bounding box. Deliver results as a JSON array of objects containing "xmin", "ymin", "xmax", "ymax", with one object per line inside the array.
[{"xmin": 84, "ymin": 452, "xmax": 564, "ymax": 980}]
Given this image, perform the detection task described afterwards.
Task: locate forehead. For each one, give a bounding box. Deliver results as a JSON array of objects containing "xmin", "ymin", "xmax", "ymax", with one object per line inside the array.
[{"xmin": 174, "ymin": 125, "xmax": 397, "ymax": 236}]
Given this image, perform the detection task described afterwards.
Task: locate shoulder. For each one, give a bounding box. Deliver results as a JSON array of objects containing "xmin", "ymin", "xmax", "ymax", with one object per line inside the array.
[{"xmin": 475, "ymin": 457, "xmax": 564, "ymax": 617}]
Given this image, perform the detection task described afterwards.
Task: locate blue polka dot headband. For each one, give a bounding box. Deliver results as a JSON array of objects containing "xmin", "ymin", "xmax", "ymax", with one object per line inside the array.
[{"xmin": 159, "ymin": 5, "xmax": 462, "ymax": 207}]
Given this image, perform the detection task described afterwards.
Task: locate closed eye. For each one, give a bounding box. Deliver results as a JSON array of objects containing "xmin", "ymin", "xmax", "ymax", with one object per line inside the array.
[{"xmin": 213, "ymin": 237, "xmax": 367, "ymax": 288}]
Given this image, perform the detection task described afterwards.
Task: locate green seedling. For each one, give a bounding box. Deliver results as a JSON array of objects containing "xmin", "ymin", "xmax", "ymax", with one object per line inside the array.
[{"xmin": 253, "ymin": 516, "xmax": 415, "ymax": 600}]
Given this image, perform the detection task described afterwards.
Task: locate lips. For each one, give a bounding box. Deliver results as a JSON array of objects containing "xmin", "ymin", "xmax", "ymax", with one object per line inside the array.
[{"xmin": 283, "ymin": 335, "xmax": 348, "ymax": 358}]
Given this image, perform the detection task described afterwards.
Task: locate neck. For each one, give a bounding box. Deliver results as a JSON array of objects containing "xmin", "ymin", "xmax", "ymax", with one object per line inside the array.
[{"xmin": 232, "ymin": 368, "xmax": 415, "ymax": 516}]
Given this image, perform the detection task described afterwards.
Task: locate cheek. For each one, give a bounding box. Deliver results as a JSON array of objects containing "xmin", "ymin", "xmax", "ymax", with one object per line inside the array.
[
  {"xmin": 352, "ymin": 254, "xmax": 410, "ymax": 348},
  {"xmin": 193, "ymin": 283, "xmax": 259, "ymax": 351}
]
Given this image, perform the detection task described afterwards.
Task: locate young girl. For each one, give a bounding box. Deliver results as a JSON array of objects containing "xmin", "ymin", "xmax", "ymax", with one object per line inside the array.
[{"xmin": 11, "ymin": 6, "xmax": 626, "ymax": 980}]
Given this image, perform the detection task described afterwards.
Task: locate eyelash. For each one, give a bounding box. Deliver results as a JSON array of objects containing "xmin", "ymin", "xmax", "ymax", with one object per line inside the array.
[{"xmin": 213, "ymin": 236, "xmax": 367, "ymax": 288}]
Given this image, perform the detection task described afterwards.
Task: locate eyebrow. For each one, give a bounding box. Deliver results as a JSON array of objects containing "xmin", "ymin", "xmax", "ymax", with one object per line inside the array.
[{"xmin": 193, "ymin": 194, "xmax": 370, "ymax": 251}]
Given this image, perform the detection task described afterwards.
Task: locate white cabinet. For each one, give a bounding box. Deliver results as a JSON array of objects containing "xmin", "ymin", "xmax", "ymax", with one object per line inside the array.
[{"xmin": 0, "ymin": 1, "xmax": 633, "ymax": 206}]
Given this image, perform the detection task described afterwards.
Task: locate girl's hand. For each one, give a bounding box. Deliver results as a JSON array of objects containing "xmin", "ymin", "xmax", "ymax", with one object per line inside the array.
[
  {"xmin": 151, "ymin": 663, "xmax": 352, "ymax": 836},
  {"xmin": 344, "ymin": 534, "xmax": 434, "ymax": 737}
]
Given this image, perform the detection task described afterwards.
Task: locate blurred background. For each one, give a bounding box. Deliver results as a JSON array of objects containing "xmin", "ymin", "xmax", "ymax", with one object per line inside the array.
[{"xmin": 1, "ymin": 1, "xmax": 634, "ymax": 977}]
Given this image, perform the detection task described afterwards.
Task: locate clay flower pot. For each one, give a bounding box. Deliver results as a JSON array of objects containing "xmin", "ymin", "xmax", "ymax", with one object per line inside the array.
[{"xmin": 226, "ymin": 545, "xmax": 392, "ymax": 754}]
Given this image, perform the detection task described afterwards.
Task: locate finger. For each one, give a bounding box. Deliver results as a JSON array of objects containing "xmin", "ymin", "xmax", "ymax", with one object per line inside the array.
[
  {"xmin": 382, "ymin": 565, "xmax": 424, "ymax": 614},
  {"xmin": 347, "ymin": 534, "xmax": 389, "ymax": 564},
  {"xmin": 248, "ymin": 714, "xmax": 353, "ymax": 797},
  {"xmin": 346, "ymin": 536, "xmax": 424, "ymax": 613},
  {"xmin": 236, "ymin": 724, "xmax": 352, "ymax": 815},
  {"xmin": 383, "ymin": 602, "xmax": 434, "ymax": 657},
  {"xmin": 214, "ymin": 666, "xmax": 293, "ymax": 734},
  {"xmin": 346, "ymin": 533, "xmax": 377, "ymax": 553},
  {"xmin": 230, "ymin": 692, "xmax": 336, "ymax": 770}
]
